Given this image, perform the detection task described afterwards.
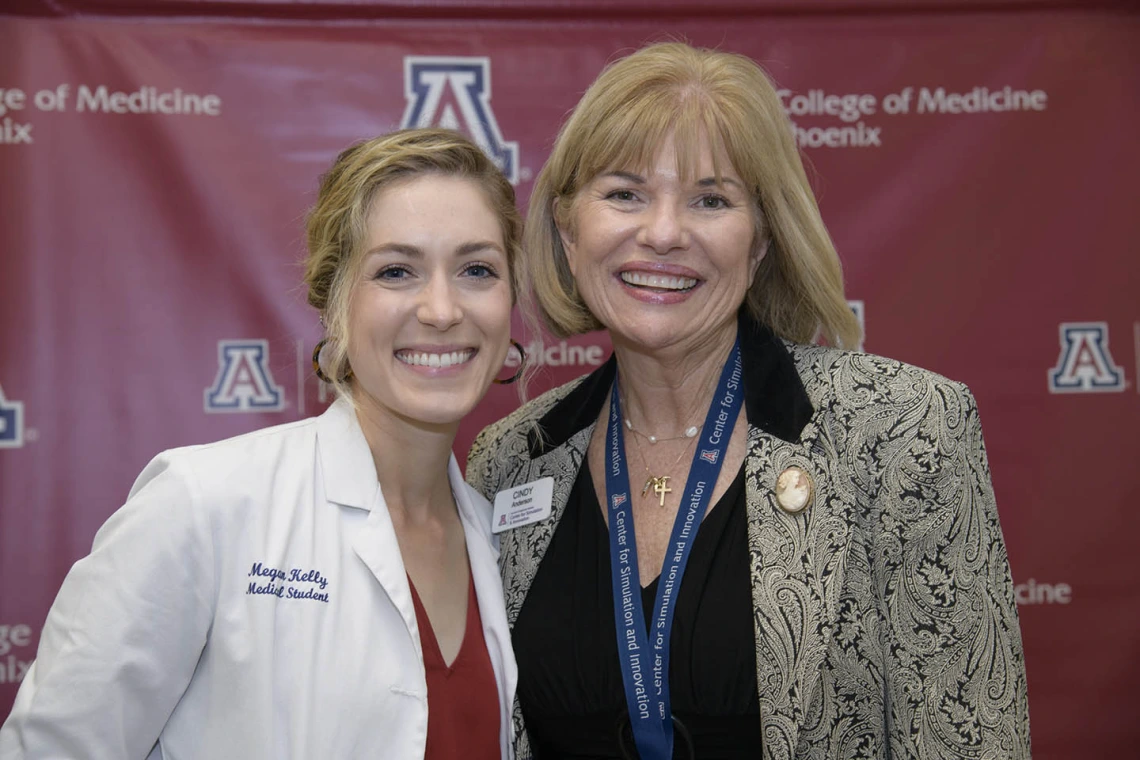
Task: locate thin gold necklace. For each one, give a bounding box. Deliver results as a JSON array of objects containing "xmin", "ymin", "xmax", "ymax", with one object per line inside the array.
[{"xmin": 629, "ymin": 431, "xmax": 696, "ymax": 507}]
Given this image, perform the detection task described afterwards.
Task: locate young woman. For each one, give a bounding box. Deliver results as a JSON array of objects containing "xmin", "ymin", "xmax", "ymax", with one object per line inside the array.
[{"xmin": 1, "ymin": 128, "xmax": 520, "ymax": 760}]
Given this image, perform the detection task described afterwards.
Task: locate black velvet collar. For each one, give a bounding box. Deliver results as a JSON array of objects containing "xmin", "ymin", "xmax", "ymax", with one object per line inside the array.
[{"xmin": 527, "ymin": 312, "xmax": 814, "ymax": 457}]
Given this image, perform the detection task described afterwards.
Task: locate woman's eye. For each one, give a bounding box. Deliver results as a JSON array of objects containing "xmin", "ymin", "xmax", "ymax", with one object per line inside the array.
[
  {"xmin": 699, "ymin": 195, "xmax": 730, "ymax": 210},
  {"xmin": 463, "ymin": 262, "xmax": 499, "ymax": 279},
  {"xmin": 375, "ymin": 266, "xmax": 411, "ymax": 280},
  {"xmin": 605, "ymin": 189, "xmax": 637, "ymax": 202}
]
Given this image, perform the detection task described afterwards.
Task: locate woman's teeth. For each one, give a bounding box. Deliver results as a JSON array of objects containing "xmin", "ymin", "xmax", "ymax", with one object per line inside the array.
[
  {"xmin": 396, "ymin": 349, "xmax": 474, "ymax": 368},
  {"xmin": 619, "ymin": 271, "xmax": 698, "ymax": 291}
]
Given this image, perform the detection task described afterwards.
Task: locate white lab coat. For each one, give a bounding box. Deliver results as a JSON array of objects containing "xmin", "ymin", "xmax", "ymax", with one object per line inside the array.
[{"xmin": 0, "ymin": 399, "xmax": 517, "ymax": 760}]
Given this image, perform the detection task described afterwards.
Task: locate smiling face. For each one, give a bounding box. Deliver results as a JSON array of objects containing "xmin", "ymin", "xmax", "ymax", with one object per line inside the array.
[
  {"xmin": 346, "ymin": 174, "xmax": 512, "ymax": 430},
  {"xmin": 559, "ymin": 132, "xmax": 764, "ymax": 357}
]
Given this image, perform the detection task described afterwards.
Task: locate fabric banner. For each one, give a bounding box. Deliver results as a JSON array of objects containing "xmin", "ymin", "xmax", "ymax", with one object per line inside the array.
[{"xmin": 1, "ymin": 2, "xmax": 1137, "ymax": 755}]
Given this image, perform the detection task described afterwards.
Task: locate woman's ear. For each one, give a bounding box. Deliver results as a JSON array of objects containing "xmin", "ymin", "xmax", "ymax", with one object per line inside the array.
[
  {"xmin": 553, "ymin": 196, "xmax": 578, "ymax": 277},
  {"xmin": 750, "ymin": 237, "xmax": 771, "ymax": 281}
]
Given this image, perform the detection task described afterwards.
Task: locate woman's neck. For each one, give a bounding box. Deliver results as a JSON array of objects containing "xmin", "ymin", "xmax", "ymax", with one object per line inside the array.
[
  {"xmin": 612, "ymin": 320, "xmax": 739, "ymax": 438},
  {"xmin": 353, "ymin": 396, "xmax": 459, "ymax": 523}
]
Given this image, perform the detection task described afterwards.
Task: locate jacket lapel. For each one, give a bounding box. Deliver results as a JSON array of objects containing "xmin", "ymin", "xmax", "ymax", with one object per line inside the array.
[
  {"xmin": 745, "ymin": 400, "xmax": 854, "ymax": 759},
  {"xmin": 497, "ymin": 425, "xmax": 593, "ymax": 628}
]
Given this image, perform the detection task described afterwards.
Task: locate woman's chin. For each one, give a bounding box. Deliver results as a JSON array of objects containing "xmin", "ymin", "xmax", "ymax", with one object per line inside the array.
[
  {"xmin": 610, "ymin": 319, "xmax": 731, "ymax": 358},
  {"xmin": 401, "ymin": 391, "xmax": 482, "ymax": 428},
  {"xmin": 401, "ymin": 406, "xmax": 471, "ymax": 430},
  {"xmin": 355, "ymin": 386, "xmax": 480, "ymax": 431}
]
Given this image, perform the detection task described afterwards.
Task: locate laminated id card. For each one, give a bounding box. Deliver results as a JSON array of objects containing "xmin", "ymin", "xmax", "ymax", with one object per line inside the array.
[{"xmin": 492, "ymin": 477, "xmax": 554, "ymax": 534}]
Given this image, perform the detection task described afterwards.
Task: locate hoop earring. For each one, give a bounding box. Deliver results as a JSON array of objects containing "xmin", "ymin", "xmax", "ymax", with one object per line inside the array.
[
  {"xmin": 312, "ymin": 339, "xmax": 353, "ymax": 383},
  {"xmin": 493, "ymin": 339, "xmax": 526, "ymax": 385},
  {"xmin": 312, "ymin": 340, "xmax": 333, "ymax": 383}
]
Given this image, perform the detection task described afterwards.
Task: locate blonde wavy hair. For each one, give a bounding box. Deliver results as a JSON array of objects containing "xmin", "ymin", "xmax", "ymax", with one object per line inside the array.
[
  {"xmin": 304, "ymin": 128, "xmax": 522, "ymax": 401},
  {"xmin": 523, "ymin": 41, "xmax": 860, "ymax": 348}
]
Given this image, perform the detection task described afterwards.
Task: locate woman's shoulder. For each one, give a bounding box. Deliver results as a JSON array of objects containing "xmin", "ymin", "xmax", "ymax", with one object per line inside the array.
[
  {"xmin": 465, "ymin": 374, "xmax": 593, "ymax": 499},
  {"xmin": 782, "ymin": 342, "xmax": 984, "ymax": 455},
  {"xmin": 471, "ymin": 374, "xmax": 591, "ymax": 452},
  {"xmin": 784, "ymin": 341, "xmax": 976, "ymax": 412},
  {"xmin": 782, "ymin": 343, "xmax": 987, "ymax": 491},
  {"xmin": 153, "ymin": 414, "xmax": 320, "ymax": 475},
  {"xmin": 127, "ymin": 414, "xmax": 324, "ymax": 517}
]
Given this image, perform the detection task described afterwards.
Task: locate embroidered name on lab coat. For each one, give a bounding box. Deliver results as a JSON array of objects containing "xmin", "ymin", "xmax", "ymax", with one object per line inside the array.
[{"xmin": 247, "ymin": 562, "xmax": 331, "ymax": 603}]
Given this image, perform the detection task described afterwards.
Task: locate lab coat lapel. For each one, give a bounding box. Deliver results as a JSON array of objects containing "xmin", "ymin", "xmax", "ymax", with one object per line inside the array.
[
  {"xmin": 349, "ymin": 494, "xmax": 421, "ymax": 659},
  {"xmin": 315, "ymin": 399, "xmax": 421, "ymax": 657},
  {"xmin": 315, "ymin": 398, "xmax": 382, "ymax": 510}
]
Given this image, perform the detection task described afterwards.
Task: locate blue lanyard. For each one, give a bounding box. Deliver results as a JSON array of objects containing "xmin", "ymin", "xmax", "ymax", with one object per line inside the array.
[{"xmin": 605, "ymin": 341, "xmax": 744, "ymax": 759}]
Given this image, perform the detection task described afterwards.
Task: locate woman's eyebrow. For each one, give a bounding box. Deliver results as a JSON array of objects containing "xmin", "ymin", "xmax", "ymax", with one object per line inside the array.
[
  {"xmin": 601, "ymin": 170, "xmax": 646, "ymax": 184},
  {"xmin": 456, "ymin": 240, "xmax": 505, "ymax": 256},
  {"xmin": 366, "ymin": 242, "xmax": 422, "ymax": 257},
  {"xmin": 697, "ymin": 176, "xmax": 744, "ymax": 189}
]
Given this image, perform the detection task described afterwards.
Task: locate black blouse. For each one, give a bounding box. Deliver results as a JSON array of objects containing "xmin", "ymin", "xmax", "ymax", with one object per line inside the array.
[{"xmin": 512, "ymin": 462, "xmax": 763, "ymax": 759}]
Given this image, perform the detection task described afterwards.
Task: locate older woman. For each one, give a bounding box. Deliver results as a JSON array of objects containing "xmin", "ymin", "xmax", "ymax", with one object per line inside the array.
[
  {"xmin": 467, "ymin": 43, "xmax": 1030, "ymax": 759},
  {"xmin": 1, "ymin": 129, "xmax": 519, "ymax": 759}
]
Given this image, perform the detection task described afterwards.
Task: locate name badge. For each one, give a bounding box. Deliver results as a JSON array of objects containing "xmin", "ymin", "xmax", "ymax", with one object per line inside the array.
[{"xmin": 492, "ymin": 477, "xmax": 554, "ymax": 534}]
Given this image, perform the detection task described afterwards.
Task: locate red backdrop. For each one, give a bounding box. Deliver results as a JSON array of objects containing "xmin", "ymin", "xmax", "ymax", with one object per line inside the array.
[{"xmin": 1, "ymin": 2, "xmax": 1138, "ymax": 756}]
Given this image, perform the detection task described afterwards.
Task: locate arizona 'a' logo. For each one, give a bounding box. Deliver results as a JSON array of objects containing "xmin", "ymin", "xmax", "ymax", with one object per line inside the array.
[
  {"xmin": 402, "ymin": 56, "xmax": 519, "ymax": 183},
  {"xmin": 205, "ymin": 340, "xmax": 285, "ymax": 412},
  {"xmin": 0, "ymin": 383, "xmax": 24, "ymax": 448},
  {"xmin": 1048, "ymin": 322, "xmax": 1126, "ymax": 393}
]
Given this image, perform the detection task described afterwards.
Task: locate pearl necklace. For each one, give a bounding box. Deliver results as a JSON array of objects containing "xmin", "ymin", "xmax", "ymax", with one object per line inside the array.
[{"xmin": 623, "ymin": 418, "xmax": 699, "ymax": 445}]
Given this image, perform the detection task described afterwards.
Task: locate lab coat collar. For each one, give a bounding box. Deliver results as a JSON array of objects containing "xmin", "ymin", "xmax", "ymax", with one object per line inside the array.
[
  {"xmin": 315, "ymin": 400, "xmax": 497, "ymax": 531},
  {"xmin": 314, "ymin": 397, "xmax": 380, "ymax": 510},
  {"xmin": 450, "ymin": 456, "xmax": 500, "ymax": 561}
]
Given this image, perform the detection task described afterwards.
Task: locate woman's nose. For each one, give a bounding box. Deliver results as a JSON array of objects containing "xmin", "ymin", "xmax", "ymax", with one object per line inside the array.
[
  {"xmin": 636, "ymin": 201, "xmax": 690, "ymax": 254},
  {"xmin": 417, "ymin": 275, "xmax": 463, "ymax": 329}
]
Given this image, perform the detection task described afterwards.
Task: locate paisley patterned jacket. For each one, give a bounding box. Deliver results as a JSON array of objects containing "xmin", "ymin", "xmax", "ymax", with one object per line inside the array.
[{"xmin": 466, "ymin": 315, "xmax": 1031, "ymax": 760}]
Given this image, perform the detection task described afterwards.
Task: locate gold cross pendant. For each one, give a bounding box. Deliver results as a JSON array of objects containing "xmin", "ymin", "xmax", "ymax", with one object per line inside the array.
[{"xmin": 651, "ymin": 476, "xmax": 672, "ymax": 507}]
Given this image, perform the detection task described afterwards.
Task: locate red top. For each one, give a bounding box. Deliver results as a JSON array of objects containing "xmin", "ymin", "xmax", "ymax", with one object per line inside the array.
[{"xmin": 408, "ymin": 571, "xmax": 501, "ymax": 760}]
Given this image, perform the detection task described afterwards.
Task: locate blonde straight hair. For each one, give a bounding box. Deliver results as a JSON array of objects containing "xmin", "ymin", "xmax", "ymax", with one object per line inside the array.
[{"xmin": 523, "ymin": 42, "xmax": 860, "ymax": 349}]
